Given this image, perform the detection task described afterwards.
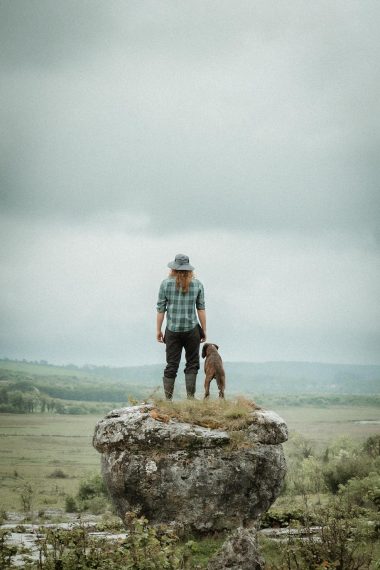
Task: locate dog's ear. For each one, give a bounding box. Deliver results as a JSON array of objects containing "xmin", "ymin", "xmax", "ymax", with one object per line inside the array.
[
  {"xmin": 213, "ymin": 344, "xmax": 219, "ymax": 351},
  {"xmin": 202, "ymin": 344, "xmax": 209, "ymax": 359}
]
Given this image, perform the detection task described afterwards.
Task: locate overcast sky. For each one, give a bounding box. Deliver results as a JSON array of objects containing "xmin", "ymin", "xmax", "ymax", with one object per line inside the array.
[{"xmin": 1, "ymin": 0, "xmax": 379, "ymax": 367}]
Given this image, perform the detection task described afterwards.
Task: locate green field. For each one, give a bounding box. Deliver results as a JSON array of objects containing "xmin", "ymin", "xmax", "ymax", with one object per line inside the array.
[
  {"xmin": 276, "ymin": 404, "xmax": 380, "ymax": 448},
  {"xmin": 0, "ymin": 360, "xmax": 94, "ymax": 378},
  {"xmin": 0, "ymin": 405, "xmax": 379, "ymax": 512},
  {"xmin": 0, "ymin": 413, "xmax": 101, "ymax": 511}
]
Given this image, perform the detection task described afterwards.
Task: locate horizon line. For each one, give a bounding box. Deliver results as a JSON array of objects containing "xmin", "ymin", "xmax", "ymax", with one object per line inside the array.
[{"xmin": 1, "ymin": 356, "xmax": 380, "ymax": 369}]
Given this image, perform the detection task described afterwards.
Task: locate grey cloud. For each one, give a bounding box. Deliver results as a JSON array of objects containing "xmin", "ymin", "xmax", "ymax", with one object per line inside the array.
[
  {"xmin": 1, "ymin": 0, "xmax": 379, "ymax": 367},
  {"xmin": 0, "ymin": 0, "xmax": 112, "ymax": 69},
  {"xmin": 1, "ymin": 0, "xmax": 379, "ymax": 239}
]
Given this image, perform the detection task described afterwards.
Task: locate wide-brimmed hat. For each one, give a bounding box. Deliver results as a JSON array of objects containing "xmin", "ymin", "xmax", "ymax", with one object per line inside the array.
[{"xmin": 167, "ymin": 253, "xmax": 194, "ymax": 271}]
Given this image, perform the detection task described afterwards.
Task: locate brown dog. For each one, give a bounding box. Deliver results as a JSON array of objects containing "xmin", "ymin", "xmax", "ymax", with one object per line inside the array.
[{"xmin": 202, "ymin": 343, "xmax": 226, "ymax": 399}]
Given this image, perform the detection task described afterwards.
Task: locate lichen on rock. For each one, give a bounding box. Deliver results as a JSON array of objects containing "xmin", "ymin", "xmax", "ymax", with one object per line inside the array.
[
  {"xmin": 207, "ymin": 527, "xmax": 265, "ymax": 570},
  {"xmin": 93, "ymin": 402, "xmax": 287, "ymax": 533}
]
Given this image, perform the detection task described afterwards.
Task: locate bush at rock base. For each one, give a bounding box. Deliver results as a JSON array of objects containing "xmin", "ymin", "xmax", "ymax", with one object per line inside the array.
[
  {"xmin": 0, "ymin": 513, "xmax": 224, "ymax": 570},
  {"xmin": 259, "ymin": 497, "xmax": 378, "ymax": 570}
]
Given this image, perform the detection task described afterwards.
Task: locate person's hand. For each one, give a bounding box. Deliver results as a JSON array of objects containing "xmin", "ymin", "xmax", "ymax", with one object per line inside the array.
[
  {"xmin": 200, "ymin": 331, "xmax": 207, "ymax": 343},
  {"xmin": 157, "ymin": 331, "xmax": 164, "ymax": 343}
]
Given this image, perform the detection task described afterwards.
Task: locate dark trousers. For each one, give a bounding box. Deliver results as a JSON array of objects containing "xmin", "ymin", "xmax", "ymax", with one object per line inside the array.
[{"xmin": 164, "ymin": 325, "xmax": 201, "ymax": 379}]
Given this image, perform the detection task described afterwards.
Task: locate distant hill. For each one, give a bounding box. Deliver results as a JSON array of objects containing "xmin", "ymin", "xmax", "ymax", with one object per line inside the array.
[
  {"xmin": 1, "ymin": 358, "xmax": 379, "ymax": 395},
  {"xmin": 224, "ymin": 361, "xmax": 380, "ymax": 394},
  {"xmin": 0, "ymin": 359, "xmax": 154, "ymax": 414},
  {"xmin": 90, "ymin": 361, "xmax": 380, "ymax": 394}
]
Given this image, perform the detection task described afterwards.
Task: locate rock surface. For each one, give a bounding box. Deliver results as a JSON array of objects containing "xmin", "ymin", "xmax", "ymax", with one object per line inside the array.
[
  {"xmin": 93, "ymin": 404, "xmax": 287, "ymax": 532},
  {"xmin": 207, "ymin": 528, "xmax": 264, "ymax": 570}
]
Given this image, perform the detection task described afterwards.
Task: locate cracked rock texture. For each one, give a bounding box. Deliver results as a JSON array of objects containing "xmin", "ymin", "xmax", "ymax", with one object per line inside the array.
[
  {"xmin": 207, "ymin": 528, "xmax": 264, "ymax": 570},
  {"xmin": 93, "ymin": 404, "xmax": 287, "ymax": 532}
]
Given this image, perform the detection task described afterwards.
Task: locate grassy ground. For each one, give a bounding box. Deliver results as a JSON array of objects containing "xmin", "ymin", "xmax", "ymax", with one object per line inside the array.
[
  {"xmin": 153, "ymin": 397, "xmax": 259, "ymax": 429},
  {"xmin": 0, "ymin": 404, "xmax": 379, "ymax": 511},
  {"xmin": 0, "ymin": 414, "xmax": 101, "ymax": 511},
  {"xmin": 258, "ymin": 513, "xmax": 380, "ymax": 570},
  {"xmin": 0, "ymin": 360, "xmax": 93, "ymax": 378},
  {"xmin": 274, "ymin": 404, "xmax": 380, "ymax": 449}
]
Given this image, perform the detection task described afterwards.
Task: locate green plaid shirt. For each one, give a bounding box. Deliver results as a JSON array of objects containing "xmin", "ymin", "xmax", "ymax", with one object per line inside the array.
[{"xmin": 156, "ymin": 277, "xmax": 205, "ymax": 332}]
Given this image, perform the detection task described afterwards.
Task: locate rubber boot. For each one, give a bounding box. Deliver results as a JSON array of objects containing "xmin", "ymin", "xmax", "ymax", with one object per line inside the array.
[
  {"xmin": 163, "ymin": 376, "xmax": 175, "ymax": 400},
  {"xmin": 185, "ymin": 373, "xmax": 197, "ymax": 399}
]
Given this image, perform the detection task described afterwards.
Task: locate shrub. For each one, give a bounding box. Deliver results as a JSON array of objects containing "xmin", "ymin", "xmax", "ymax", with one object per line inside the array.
[
  {"xmin": 26, "ymin": 513, "xmax": 187, "ymax": 569},
  {"xmin": 74, "ymin": 473, "xmax": 112, "ymax": 514},
  {"xmin": 292, "ymin": 456, "xmax": 327, "ymax": 498},
  {"xmin": 260, "ymin": 506, "xmax": 314, "ymax": 528},
  {"xmin": 85, "ymin": 496, "xmax": 109, "ymax": 515},
  {"xmin": 323, "ymin": 455, "xmax": 371, "ymax": 494},
  {"xmin": 272, "ymin": 498, "xmax": 375, "ymax": 570},
  {"xmin": 363, "ymin": 435, "xmax": 380, "ymax": 458},
  {"xmin": 19, "ymin": 483, "xmax": 33, "ymax": 514},
  {"xmin": 0, "ymin": 529, "xmax": 17, "ymax": 570},
  {"xmin": 64, "ymin": 495, "xmax": 78, "ymax": 513},
  {"xmin": 48, "ymin": 469, "xmax": 67, "ymax": 479},
  {"xmin": 286, "ymin": 433, "xmax": 315, "ymax": 461},
  {"xmin": 77, "ymin": 473, "xmax": 107, "ymax": 501},
  {"xmin": 339, "ymin": 472, "xmax": 380, "ymax": 510}
]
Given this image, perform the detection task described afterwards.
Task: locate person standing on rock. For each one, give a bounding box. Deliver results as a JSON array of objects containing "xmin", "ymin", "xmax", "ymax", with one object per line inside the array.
[{"xmin": 156, "ymin": 254, "xmax": 207, "ymax": 400}]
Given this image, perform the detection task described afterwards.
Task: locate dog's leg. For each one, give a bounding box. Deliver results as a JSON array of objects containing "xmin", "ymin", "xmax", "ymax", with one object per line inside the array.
[
  {"xmin": 204, "ymin": 375, "xmax": 212, "ymax": 399},
  {"xmin": 216, "ymin": 374, "xmax": 225, "ymax": 399}
]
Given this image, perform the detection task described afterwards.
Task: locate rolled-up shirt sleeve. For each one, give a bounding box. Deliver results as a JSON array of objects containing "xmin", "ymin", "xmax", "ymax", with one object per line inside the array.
[
  {"xmin": 196, "ymin": 283, "xmax": 205, "ymax": 310},
  {"xmin": 156, "ymin": 282, "xmax": 167, "ymax": 313}
]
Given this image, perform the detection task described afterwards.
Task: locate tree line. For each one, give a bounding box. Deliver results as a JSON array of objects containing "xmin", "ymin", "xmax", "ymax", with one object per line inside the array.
[
  {"xmin": 0, "ymin": 387, "xmax": 116, "ymax": 415},
  {"xmin": 0, "ymin": 368, "xmax": 151, "ymax": 414}
]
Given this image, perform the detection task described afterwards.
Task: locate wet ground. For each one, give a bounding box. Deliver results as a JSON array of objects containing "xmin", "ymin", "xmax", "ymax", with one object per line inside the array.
[{"xmin": 1, "ymin": 510, "xmax": 126, "ymax": 567}]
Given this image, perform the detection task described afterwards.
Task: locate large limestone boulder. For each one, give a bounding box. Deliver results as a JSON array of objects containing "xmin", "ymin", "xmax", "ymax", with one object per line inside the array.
[{"xmin": 93, "ymin": 404, "xmax": 287, "ymax": 533}]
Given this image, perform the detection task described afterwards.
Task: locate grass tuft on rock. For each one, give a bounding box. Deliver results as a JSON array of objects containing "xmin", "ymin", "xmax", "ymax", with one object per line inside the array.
[{"xmin": 151, "ymin": 396, "xmax": 260, "ymax": 430}]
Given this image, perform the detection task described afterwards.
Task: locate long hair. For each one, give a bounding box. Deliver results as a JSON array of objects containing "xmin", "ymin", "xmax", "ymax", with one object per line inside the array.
[{"xmin": 170, "ymin": 269, "xmax": 194, "ymax": 294}]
